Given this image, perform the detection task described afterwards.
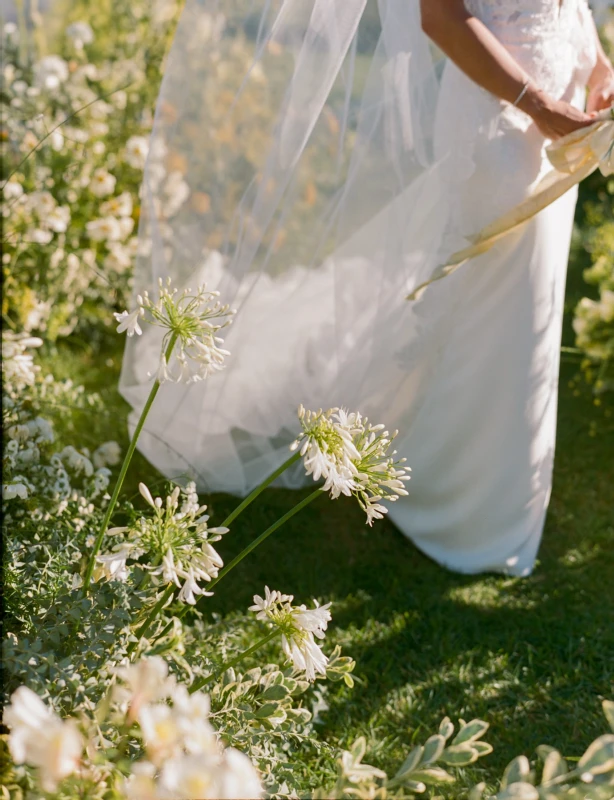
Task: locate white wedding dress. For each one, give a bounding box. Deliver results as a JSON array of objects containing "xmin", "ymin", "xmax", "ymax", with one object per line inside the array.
[{"xmin": 120, "ymin": 0, "xmax": 598, "ymax": 577}]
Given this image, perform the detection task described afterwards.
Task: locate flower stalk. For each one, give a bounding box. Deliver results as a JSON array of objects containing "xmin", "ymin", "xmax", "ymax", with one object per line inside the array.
[
  {"xmin": 177, "ymin": 488, "xmax": 322, "ymax": 621},
  {"xmin": 82, "ymin": 334, "xmax": 178, "ymax": 591},
  {"xmin": 220, "ymin": 451, "xmax": 301, "ymax": 528},
  {"xmin": 189, "ymin": 629, "xmax": 280, "ymax": 693}
]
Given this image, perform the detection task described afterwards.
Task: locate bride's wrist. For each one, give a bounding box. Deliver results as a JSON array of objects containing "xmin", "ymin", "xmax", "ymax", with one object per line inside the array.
[{"xmin": 516, "ymin": 83, "xmax": 551, "ymax": 120}]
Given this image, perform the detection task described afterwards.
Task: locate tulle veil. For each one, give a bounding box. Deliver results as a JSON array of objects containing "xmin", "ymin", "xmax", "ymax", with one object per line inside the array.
[{"xmin": 119, "ymin": 0, "xmax": 468, "ymax": 495}]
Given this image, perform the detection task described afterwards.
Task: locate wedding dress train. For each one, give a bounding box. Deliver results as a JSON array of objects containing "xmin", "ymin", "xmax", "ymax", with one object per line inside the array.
[{"xmin": 120, "ymin": 0, "xmax": 598, "ymax": 577}]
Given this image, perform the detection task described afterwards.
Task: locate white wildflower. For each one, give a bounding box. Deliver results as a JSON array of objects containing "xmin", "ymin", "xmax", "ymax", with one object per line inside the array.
[
  {"xmin": 3, "ymin": 481, "xmax": 30, "ymax": 500},
  {"xmin": 2, "ymin": 179, "xmax": 23, "ymax": 200},
  {"xmin": 4, "ymin": 686, "xmax": 83, "ymax": 792},
  {"xmin": 46, "ymin": 205, "xmax": 71, "ymax": 233},
  {"xmin": 114, "ymin": 307, "xmax": 144, "ymax": 336},
  {"xmin": 135, "ymin": 278, "xmax": 234, "ymax": 383},
  {"xmin": 125, "ymin": 135, "xmax": 150, "ymax": 169},
  {"xmin": 139, "ymin": 702, "xmax": 182, "ymax": 764},
  {"xmin": 92, "ymin": 440, "xmax": 122, "ymax": 469},
  {"xmin": 249, "ymin": 587, "xmax": 332, "ymax": 682},
  {"xmin": 65, "ymin": 21, "xmax": 94, "ymax": 50},
  {"xmin": 89, "ymin": 168, "xmax": 116, "ymax": 197},
  {"xmin": 178, "ymin": 567, "xmax": 209, "ymax": 605},
  {"xmin": 59, "ymin": 445, "xmax": 94, "ymax": 476},
  {"xmin": 292, "ymin": 405, "xmax": 411, "ymax": 526},
  {"xmin": 2, "ymin": 332, "xmax": 43, "ymax": 388},
  {"xmin": 33, "ymin": 56, "xmax": 69, "ymax": 91},
  {"xmin": 96, "ymin": 545, "xmax": 132, "ymax": 582},
  {"xmin": 86, "ymin": 216, "xmax": 123, "ymax": 242},
  {"xmin": 100, "ymin": 191, "xmax": 133, "ymax": 218},
  {"xmin": 106, "ymin": 483, "xmax": 227, "ymax": 603},
  {"xmin": 104, "ymin": 243, "xmax": 133, "ymax": 273},
  {"xmin": 30, "ymin": 228, "xmax": 53, "ymax": 245},
  {"xmin": 114, "ymin": 656, "xmax": 177, "ymax": 723}
]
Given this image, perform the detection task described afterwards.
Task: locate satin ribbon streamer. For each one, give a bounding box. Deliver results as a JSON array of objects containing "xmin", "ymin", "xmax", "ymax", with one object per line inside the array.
[{"xmin": 406, "ymin": 106, "xmax": 614, "ymax": 301}]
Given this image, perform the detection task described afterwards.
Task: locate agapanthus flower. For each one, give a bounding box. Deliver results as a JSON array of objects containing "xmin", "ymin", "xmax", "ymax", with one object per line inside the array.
[
  {"xmin": 114, "ymin": 277, "xmax": 235, "ymax": 384},
  {"xmin": 249, "ymin": 587, "xmax": 332, "ymax": 681},
  {"xmin": 4, "ymin": 686, "xmax": 83, "ymax": 791},
  {"xmin": 97, "ymin": 482, "xmax": 228, "ymax": 604},
  {"xmin": 291, "ymin": 405, "xmax": 411, "ymax": 526}
]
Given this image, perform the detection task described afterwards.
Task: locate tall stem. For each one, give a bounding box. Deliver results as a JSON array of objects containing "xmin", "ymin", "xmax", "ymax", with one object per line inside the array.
[
  {"xmin": 128, "ymin": 584, "xmax": 176, "ymax": 655},
  {"xmin": 220, "ymin": 451, "xmax": 301, "ymax": 528},
  {"xmin": 83, "ymin": 334, "xmax": 177, "ymax": 591},
  {"xmin": 189, "ymin": 629, "xmax": 279, "ymax": 693},
  {"xmin": 177, "ymin": 488, "xmax": 322, "ymax": 621}
]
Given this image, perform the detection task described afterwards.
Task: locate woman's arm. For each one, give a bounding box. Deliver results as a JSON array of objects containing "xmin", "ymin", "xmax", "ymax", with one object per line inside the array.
[
  {"xmin": 587, "ymin": 18, "xmax": 614, "ymax": 112},
  {"xmin": 420, "ymin": 0, "xmax": 595, "ymax": 139}
]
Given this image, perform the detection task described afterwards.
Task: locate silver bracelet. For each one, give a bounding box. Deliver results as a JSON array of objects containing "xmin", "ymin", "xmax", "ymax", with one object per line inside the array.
[{"xmin": 512, "ymin": 80, "xmax": 531, "ymax": 108}]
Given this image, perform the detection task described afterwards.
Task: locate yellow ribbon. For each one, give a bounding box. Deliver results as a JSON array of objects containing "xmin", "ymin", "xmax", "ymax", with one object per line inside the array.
[{"xmin": 406, "ymin": 106, "xmax": 614, "ymax": 301}]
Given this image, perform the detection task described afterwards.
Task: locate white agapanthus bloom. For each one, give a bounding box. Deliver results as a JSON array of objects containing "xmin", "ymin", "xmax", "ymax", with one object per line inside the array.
[
  {"xmin": 114, "ymin": 307, "xmax": 144, "ymax": 336},
  {"xmin": 291, "ymin": 405, "xmax": 411, "ymax": 526},
  {"xmin": 33, "ymin": 55, "xmax": 69, "ymax": 91},
  {"xmin": 4, "ymin": 686, "xmax": 83, "ymax": 791},
  {"xmin": 113, "ymin": 277, "xmax": 235, "ymax": 384},
  {"xmin": 96, "ymin": 544, "xmax": 133, "ymax": 582},
  {"xmin": 65, "ymin": 21, "xmax": 94, "ymax": 50},
  {"xmin": 125, "ymin": 135, "xmax": 150, "ymax": 169},
  {"xmin": 97, "ymin": 482, "xmax": 228, "ymax": 604},
  {"xmin": 89, "ymin": 167, "xmax": 117, "ymax": 197},
  {"xmin": 249, "ymin": 587, "xmax": 332, "ymax": 682}
]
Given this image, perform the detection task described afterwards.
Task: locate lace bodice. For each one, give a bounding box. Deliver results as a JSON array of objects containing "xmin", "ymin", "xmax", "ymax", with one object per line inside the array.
[{"xmin": 464, "ymin": 0, "xmax": 597, "ymax": 97}]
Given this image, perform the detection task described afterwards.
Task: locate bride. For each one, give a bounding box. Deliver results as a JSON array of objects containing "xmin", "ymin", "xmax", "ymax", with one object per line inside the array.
[{"xmin": 120, "ymin": 1, "xmax": 614, "ymax": 577}]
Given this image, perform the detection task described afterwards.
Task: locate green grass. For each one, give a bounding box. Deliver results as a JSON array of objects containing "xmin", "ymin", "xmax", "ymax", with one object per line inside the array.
[{"xmin": 40, "ymin": 233, "xmax": 614, "ymax": 793}]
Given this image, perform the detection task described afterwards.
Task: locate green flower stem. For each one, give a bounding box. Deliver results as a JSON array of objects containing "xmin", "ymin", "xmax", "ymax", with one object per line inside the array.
[
  {"xmin": 83, "ymin": 333, "xmax": 177, "ymax": 592},
  {"xmin": 220, "ymin": 451, "xmax": 301, "ymax": 528},
  {"xmin": 177, "ymin": 488, "xmax": 322, "ymax": 621},
  {"xmin": 189, "ymin": 629, "xmax": 280, "ymax": 694},
  {"xmin": 128, "ymin": 584, "xmax": 176, "ymax": 654}
]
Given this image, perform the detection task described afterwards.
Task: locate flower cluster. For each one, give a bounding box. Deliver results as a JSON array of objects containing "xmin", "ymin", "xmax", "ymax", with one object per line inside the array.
[
  {"xmin": 114, "ymin": 278, "xmax": 235, "ymax": 383},
  {"xmin": 574, "ymin": 290, "xmax": 614, "ymax": 362},
  {"xmin": 4, "ymin": 686, "xmax": 84, "ymax": 792},
  {"xmin": 1, "ymin": 10, "xmax": 180, "ymax": 338},
  {"xmin": 4, "ymin": 657, "xmax": 263, "ymax": 799},
  {"xmin": 250, "ymin": 586, "xmax": 332, "ymax": 681},
  {"xmin": 96, "ymin": 481, "xmax": 228, "ymax": 603},
  {"xmin": 114, "ymin": 657, "xmax": 263, "ymax": 799},
  {"xmin": 1, "ymin": 332, "xmax": 43, "ymax": 389},
  {"xmin": 292, "ymin": 405, "xmax": 411, "ymax": 525}
]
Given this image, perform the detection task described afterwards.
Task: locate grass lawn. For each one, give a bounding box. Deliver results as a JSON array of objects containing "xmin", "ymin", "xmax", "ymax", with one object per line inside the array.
[{"xmin": 42, "ymin": 229, "xmax": 614, "ymax": 793}]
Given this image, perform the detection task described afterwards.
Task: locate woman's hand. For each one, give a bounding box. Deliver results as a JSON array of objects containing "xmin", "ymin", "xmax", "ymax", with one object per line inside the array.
[
  {"xmin": 587, "ymin": 58, "xmax": 614, "ymax": 113},
  {"xmin": 519, "ymin": 87, "xmax": 595, "ymax": 140}
]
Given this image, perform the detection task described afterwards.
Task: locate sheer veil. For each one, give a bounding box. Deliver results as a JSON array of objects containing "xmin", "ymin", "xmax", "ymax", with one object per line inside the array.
[{"xmin": 119, "ymin": 0, "xmax": 467, "ymax": 495}]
